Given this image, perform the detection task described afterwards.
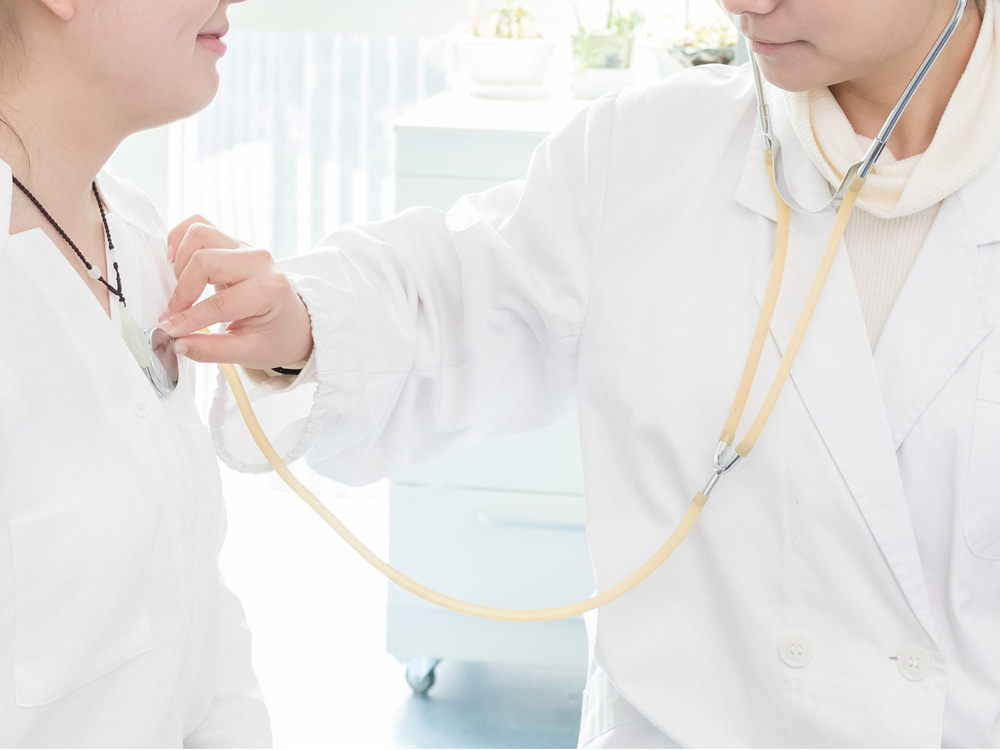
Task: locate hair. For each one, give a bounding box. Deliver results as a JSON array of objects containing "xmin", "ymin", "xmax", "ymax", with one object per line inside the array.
[{"xmin": 0, "ymin": 1, "xmax": 27, "ymax": 158}]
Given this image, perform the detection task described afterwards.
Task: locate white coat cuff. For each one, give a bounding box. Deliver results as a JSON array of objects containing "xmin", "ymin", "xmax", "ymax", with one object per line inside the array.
[
  {"xmin": 209, "ymin": 269, "xmax": 364, "ymax": 474},
  {"xmin": 239, "ymin": 349, "xmax": 319, "ymax": 393}
]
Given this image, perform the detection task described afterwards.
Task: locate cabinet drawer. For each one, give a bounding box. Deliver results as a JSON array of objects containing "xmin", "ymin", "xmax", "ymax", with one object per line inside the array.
[
  {"xmin": 392, "ymin": 420, "xmax": 585, "ymax": 495},
  {"xmin": 388, "ymin": 485, "xmax": 592, "ymax": 608}
]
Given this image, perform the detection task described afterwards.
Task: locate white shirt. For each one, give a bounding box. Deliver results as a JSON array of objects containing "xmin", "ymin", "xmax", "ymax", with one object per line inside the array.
[
  {"xmin": 212, "ymin": 65, "xmax": 1000, "ymax": 746},
  {"xmin": 0, "ymin": 160, "xmax": 272, "ymax": 747}
]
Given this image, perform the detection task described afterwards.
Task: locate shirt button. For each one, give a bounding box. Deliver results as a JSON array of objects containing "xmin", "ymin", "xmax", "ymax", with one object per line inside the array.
[
  {"xmin": 134, "ymin": 400, "xmax": 151, "ymax": 418},
  {"xmin": 779, "ymin": 634, "xmax": 813, "ymax": 668},
  {"xmin": 897, "ymin": 645, "xmax": 931, "ymax": 681}
]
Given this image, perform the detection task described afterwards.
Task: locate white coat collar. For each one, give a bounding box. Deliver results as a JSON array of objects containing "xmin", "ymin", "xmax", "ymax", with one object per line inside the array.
[
  {"xmin": 960, "ymin": 144, "xmax": 1000, "ymax": 247},
  {"xmin": 730, "ymin": 87, "xmax": 997, "ymax": 644},
  {"xmin": 1, "ymin": 159, "xmax": 12, "ymax": 238}
]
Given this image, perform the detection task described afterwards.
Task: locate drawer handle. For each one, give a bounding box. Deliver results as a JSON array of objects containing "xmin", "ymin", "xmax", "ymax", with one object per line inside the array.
[{"xmin": 475, "ymin": 511, "xmax": 585, "ymax": 533}]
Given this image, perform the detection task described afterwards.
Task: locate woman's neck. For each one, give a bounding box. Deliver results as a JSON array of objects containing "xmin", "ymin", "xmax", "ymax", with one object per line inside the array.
[
  {"xmin": 1, "ymin": 83, "xmax": 129, "ymax": 319},
  {"xmin": 1, "ymin": 74, "xmax": 123, "ymax": 234},
  {"xmin": 830, "ymin": 3, "xmax": 983, "ymax": 160}
]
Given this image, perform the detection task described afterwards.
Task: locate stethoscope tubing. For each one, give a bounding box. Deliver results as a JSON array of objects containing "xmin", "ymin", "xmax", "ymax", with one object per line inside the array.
[
  {"xmin": 216, "ymin": 158, "xmax": 865, "ymax": 623},
  {"xmin": 209, "ymin": 4, "xmax": 969, "ymax": 619}
]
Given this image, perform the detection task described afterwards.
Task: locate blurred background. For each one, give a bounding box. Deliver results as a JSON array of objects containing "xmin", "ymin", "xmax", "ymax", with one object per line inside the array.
[{"xmin": 107, "ymin": 1, "xmax": 737, "ymax": 746}]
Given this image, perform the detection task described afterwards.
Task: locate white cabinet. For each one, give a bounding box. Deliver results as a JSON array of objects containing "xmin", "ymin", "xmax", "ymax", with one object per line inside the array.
[{"xmin": 388, "ymin": 92, "xmax": 593, "ymax": 691}]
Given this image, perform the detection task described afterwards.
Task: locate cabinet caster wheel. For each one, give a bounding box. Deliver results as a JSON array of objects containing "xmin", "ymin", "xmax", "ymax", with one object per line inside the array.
[{"xmin": 404, "ymin": 657, "xmax": 441, "ymax": 696}]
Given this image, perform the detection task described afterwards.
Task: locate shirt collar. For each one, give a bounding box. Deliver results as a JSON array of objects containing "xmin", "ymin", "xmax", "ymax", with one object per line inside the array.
[{"xmin": 734, "ymin": 76, "xmax": 1000, "ymax": 247}]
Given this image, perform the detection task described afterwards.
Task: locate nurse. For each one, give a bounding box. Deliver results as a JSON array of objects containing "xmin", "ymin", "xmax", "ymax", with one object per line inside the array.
[
  {"xmin": 0, "ymin": 0, "xmax": 273, "ymax": 746},
  {"xmin": 164, "ymin": 0, "xmax": 1000, "ymax": 745}
]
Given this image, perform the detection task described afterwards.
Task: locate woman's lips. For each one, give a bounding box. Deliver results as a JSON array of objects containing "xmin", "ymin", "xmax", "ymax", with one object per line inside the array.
[
  {"xmin": 750, "ymin": 39, "xmax": 802, "ymax": 56},
  {"xmin": 197, "ymin": 34, "xmax": 228, "ymax": 56},
  {"xmin": 197, "ymin": 24, "xmax": 229, "ymax": 56}
]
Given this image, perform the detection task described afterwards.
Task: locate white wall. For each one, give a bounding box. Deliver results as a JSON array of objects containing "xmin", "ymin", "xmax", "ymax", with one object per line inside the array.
[
  {"xmin": 229, "ymin": 0, "xmax": 470, "ymax": 35},
  {"xmin": 108, "ymin": 0, "xmax": 472, "ymax": 218},
  {"xmin": 230, "ymin": 0, "xmax": 728, "ymax": 35}
]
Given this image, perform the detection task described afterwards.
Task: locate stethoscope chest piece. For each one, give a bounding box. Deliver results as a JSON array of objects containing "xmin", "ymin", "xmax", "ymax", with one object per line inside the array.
[
  {"xmin": 144, "ymin": 327, "xmax": 180, "ymax": 397},
  {"xmin": 119, "ymin": 301, "xmax": 179, "ymax": 397}
]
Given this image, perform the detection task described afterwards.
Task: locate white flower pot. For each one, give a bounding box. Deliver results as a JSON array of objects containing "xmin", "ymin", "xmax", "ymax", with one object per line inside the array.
[{"xmin": 457, "ymin": 37, "xmax": 558, "ymax": 87}]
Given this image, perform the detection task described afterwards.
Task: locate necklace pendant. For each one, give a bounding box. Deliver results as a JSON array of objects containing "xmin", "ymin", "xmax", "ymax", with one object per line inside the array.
[{"xmin": 120, "ymin": 302, "xmax": 152, "ymax": 368}]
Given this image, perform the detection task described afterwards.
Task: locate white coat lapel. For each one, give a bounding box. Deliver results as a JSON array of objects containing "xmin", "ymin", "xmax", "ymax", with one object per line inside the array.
[
  {"xmin": 874, "ymin": 195, "xmax": 994, "ymax": 450},
  {"xmin": 734, "ymin": 98, "xmax": 940, "ymax": 642}
]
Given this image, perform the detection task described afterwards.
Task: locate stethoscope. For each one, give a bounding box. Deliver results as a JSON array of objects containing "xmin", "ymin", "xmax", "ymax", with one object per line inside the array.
[{"xmin": 139, "ymin": 0, "xmax": 968, "ymax": 622}]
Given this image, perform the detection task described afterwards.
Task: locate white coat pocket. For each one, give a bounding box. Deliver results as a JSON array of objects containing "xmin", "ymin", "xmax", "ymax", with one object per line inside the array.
[
  {"xmin": 965, "ymin": 342, "xmax": 1000, "ymax": 560},
  {"xmin": 9, "ymin": 484, "xmax": 155, "ymax": 707}
]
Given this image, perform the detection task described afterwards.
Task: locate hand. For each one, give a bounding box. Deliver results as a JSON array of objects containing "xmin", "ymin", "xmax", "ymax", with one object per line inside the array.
[{"xmin": 158, "ymin": 216, "xmax": 314, "ymax": 369}]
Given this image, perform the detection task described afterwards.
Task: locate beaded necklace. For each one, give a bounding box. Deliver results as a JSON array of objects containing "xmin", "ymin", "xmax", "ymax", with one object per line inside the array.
[
  {"xmin": 12, "ymin": 176, "xmax": 178, "ymax": 396},
  {"xmin": 13, "ymin": 177, "xmax": 126, "ymax": 305}
]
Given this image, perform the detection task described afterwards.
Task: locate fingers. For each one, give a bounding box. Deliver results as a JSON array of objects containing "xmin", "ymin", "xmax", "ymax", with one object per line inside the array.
[
  {"xmin": 172, "ymin": 327, "xmax": 291, "ymax": 369},
  {"xmin": 167, "ymin": 215, "xmax": 215, "ymax": 263},
  {"xmin": 162, "ymin": 282, "xmax": 271, "ymax": 340},
  {"xmin": 172, "ymin": 223, "xmax": 248, "ymax": 273},
  {"xmin": 166, "ymin": 282, "xmax": 314, "ymax": 367},
  {"xmin": 172, "ymin": 331, "xmax": 256, "ymax": 366},
  {"xmin": 160, "ymin": 248, "xmax": 276, "ymax": 328}
]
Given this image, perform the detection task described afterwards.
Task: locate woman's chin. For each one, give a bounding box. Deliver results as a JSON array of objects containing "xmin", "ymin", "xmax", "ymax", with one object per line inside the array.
[
  {"xmin": 756, "ymin": 63, "xmax": 830, "ymax": 94},
  {"xmin": 155, "ymin": 75, "xmax": 222, "ymax": 126}
]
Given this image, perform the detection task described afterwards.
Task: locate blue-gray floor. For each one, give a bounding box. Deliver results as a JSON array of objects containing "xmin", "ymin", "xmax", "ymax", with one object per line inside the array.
[{"xmin": 393, "ymin": 660, "xmax": 584, "ymax": 749}]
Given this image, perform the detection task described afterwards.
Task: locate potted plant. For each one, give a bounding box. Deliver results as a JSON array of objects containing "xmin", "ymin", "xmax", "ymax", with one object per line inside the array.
[
  {"xmin": 648, "ymin": 11, "xmax": 739, "ymax": 79},
  {"xmin": 668, "ymin": 20, "xmax": 738, "ymax": 68},
  {"xmin": 571, "ymin": 0, "xmax": 644, "ymax": 99},
  {"xmin": 457, "ymin": 1, "xmax": 557, "ymax": 91}
]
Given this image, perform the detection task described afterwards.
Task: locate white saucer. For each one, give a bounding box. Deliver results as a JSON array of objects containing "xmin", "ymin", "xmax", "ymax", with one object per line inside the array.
[{"xmin": 467, "ymin": 80, "xmax": 552, "ymax": 100}]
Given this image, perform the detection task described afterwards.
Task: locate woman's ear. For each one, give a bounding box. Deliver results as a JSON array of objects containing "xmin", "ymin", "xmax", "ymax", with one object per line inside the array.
[{"xmin": 28, "ymin": 0, "xmax": 77, "ymax": 22}]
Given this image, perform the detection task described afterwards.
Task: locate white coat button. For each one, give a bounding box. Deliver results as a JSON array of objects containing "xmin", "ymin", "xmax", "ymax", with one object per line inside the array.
[
  {"xmin": 779, "ymin": 635, "xmax": 813, "ymax": 668},
  {"xmin": 134, "ymin": 400, "xmax": 151, "ymax": 418},
  {"xmin": 897, "ymin": 645, "xmax": 931, "ymax": 681}
]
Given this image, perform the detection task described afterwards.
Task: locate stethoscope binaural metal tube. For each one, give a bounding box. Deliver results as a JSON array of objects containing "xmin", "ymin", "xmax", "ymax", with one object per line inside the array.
[{"xmin": 749, "ymin": 0, "xmax": 969, "ymax": 213}]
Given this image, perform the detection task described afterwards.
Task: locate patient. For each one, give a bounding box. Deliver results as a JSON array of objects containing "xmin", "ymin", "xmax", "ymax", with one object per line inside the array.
[{"xmin": 0, "ymin": 0, "xmax": 273, "ymax": 745}]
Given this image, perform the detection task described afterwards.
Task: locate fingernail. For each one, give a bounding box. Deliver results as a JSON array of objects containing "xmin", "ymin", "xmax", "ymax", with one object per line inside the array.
[
  {"xmin": 159, "ymin": 318, "xmax": 177, "ymax": 336},
  {"xmin": 174, "ymin": 341, "xmax": 188, "ymax": 357},
  {"xmin": 167, "ymin": 243, "xmax": 176, "ymax": 263}
]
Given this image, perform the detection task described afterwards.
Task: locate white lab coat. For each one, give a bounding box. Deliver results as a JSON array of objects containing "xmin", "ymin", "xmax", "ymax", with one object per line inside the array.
[
  {"xmin": 0, "ymin": 161, "xmax": 272, "ymax": 747},
  {"xmin": 211, "ymin": 65, "xmax": 1000, "ymax": 747}
]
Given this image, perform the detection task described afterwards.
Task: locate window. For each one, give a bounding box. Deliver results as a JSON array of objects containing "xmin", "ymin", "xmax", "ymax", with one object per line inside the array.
[
  {"xmin": 169, "ymin": 31, "xmax": 449, "ymax": 257},
  {"xmin": 108, "ymin": 0, "xmax": 734, "ymax": 252}
]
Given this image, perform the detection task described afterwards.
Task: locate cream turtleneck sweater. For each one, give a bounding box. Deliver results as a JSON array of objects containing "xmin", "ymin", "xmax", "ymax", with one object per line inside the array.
[{"xmin": 783, "ymin": 0, "xmax": 1000, "ymax": 349}]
